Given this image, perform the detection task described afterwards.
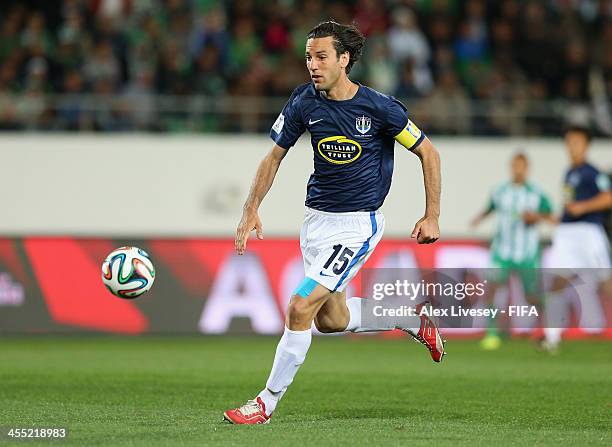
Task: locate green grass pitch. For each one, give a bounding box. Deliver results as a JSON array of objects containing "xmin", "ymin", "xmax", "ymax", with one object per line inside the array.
[{"xmin": 0, "ymin": 336, "xmax": 610, "ymax": 446}]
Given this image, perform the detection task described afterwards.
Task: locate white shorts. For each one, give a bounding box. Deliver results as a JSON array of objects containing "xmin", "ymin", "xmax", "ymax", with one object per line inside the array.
[
  {"xmin": 548, "ymin": 222, "xmax": 611, "ymax": 271},
  {"xmin": 300, "ymin": 207, "xmax": 385, "ymax": 292}
]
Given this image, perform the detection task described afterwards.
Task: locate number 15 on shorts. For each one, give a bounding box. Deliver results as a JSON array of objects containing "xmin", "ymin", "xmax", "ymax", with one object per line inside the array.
[{"xmin": 322, "ymin": 244, "xmax": 355, "ymax": 275}]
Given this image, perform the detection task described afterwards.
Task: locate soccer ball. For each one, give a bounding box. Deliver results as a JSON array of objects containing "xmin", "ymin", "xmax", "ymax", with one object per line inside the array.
[{"xmin": 101, "ymin": 246, "xmax": 155, "ymax": 298}]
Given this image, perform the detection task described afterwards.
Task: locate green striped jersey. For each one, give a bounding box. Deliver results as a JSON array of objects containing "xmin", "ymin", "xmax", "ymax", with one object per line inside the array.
[{"xmin": 488, "ymin": 182, "xmax": 552, "ymax": 263}]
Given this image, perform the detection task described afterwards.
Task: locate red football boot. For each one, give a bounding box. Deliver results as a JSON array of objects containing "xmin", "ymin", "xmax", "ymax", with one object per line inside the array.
[
  {"xmin": 404, "ymin": 301, "xmax": 447, "ymax": 363},
  {"xmin": 223, "ymin": 397, "xmax": 271, "ymax": 425}
]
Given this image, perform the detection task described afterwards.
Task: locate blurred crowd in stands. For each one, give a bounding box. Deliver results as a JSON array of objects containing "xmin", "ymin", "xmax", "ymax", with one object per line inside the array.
[{"xmin": 1, "ymin": 0, "xmax": 612, "ymax": 135}]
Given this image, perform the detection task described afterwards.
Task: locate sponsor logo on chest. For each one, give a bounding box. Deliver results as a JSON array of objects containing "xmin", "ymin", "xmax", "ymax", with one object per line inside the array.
[{"xmin": 317, "ymin": 136, "xmax": 362, "ymax": 164}]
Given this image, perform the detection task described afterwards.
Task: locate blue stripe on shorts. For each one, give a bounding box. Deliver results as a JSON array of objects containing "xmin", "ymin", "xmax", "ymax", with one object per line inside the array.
[{"xmin": 333, "ymin": 212, "xmax": 377, "ymax": 292}]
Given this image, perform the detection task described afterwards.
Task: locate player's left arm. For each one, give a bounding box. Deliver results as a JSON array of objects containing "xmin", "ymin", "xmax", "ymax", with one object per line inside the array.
[
  {"xmin": 565, "ymin": 173, "xmax": 612, "ymax": 217},
  {"xmin": 523, "ymin": 210, "xmax": 558, "ymax": 225},
  {"xmin": 408, "ymin": 137, "xmax": 441, "ymax": 244},
  {"xmin": 389, "ymin": 101, "xmax": 439, "ymax": 243}
]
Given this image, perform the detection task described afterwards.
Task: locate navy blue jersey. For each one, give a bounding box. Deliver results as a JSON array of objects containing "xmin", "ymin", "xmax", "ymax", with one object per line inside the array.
[
  {"xmin": 561, "ymin": 162, "xmax": 611, "ymax": 224},
  {"xmin": 270, "ymin": 83, "xmax": 424, "ymax": 212}
]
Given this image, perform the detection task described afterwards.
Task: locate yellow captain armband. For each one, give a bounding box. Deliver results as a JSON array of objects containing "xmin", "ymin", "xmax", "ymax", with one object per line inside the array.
[{"xmin": 394, "ymin": 119, "xmax": 424, "ymax": 151}]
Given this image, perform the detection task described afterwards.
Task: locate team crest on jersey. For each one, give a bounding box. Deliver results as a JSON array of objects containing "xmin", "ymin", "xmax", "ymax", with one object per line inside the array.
[
  {"xmin": 355, "ymin": 115, "xmax": 371, "ymax": 134},
  {"xmin": 317, "ymin": 136, "xmax": 362, "ymax": 164},
  {"xmin": 568, "ymin": 172, "xmax": 580, "ymax": 186}
]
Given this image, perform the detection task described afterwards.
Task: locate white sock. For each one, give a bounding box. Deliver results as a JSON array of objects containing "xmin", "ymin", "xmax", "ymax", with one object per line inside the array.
[
  {"xmin": 544, "ymin": 291, "xmax": 569, "ymax": 347},
  {"xmin": 257, "ymin": 326, "xmax": 311, "ymax": 416},
  {"xmin": 574, "ymin": 279, "xmax": 605, "ymax": 331},
  {"xmin": 544, "ymin": 327, "xmax": 562, "ymax": 346},
  {"xmin": 345, "ymin": 297, "xmax": 419, "ymax": 334}
]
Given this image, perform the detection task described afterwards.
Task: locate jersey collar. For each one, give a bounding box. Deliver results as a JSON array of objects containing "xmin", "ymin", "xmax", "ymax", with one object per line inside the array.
[{"xmin": 313, "ymin": 82, "xmax": 363, "ymax": 105}]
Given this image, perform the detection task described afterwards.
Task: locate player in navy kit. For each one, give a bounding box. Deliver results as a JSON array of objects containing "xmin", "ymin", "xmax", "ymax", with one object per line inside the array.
[
  {"xmin": 542, "ymin": 126, "xmax": 612, "ymax": 353},
  {"xmin": 224, "ymin": 21, "xmax": 444, "ymax": 424}
]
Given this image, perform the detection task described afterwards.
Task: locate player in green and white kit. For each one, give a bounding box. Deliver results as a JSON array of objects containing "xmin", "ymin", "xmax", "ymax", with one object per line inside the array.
[{"xmin": 471, "ymin": 153, "xmax": 554, "ymax": 350}]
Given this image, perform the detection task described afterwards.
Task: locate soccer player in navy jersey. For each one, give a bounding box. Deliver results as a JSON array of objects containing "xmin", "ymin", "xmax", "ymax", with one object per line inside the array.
[
  {"xmin": 224, "ymin": 21, "xmax": 444, "ymax": 425},
  {"xmin": 542, "ymin": 126, "xmax": 612, "ymax": 353}
]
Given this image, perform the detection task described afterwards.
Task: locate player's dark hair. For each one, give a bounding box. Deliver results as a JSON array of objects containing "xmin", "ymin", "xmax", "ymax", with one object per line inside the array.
[
  {"xmin": 307, "ymin": 21, "xmax": 365, "ymax": 74},
  {"xmin": 564, "ymin": 124, "xmax": 592, "ymax": 142},
  {"xmin": 512, "ymin": 151, "xmax": 528, "ymax": 163}
]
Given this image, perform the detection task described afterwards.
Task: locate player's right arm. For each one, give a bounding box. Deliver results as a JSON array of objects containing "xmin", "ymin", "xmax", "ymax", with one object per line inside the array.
[
  {"xmin": 235, "ymin": 144, "xmax": 289, "ymax": 255},
  {"xmin": 236, "ymin": 86, "xmax": 306, "ymax": 255}
]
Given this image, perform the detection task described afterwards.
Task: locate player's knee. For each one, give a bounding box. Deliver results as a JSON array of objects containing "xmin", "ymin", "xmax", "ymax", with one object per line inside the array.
[
  {"xmin": 600, "ymin": 278, "xmax": 612, "ymax": 297},
  {"xmin": 287, "ymin": 296, "xmax": 314, "ymax": 329},
  {"xmin": 314, "ymin": 318, "xmax": 345, "ymax": 333},
  {"xmin": 552, "ymin": 275, "xmax": 570, "ymax": 291}
]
